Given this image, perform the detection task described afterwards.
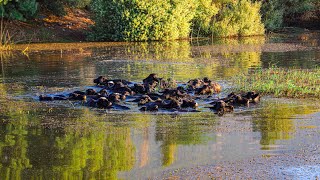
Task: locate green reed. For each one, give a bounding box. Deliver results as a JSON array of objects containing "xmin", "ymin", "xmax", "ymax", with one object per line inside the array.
[{"xmin": 232, "ymin": 67, "xmax": 320, "ymax": 98}]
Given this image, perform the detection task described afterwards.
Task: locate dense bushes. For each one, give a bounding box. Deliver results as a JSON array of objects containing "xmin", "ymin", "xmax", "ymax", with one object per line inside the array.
[
  {"xmin": 0, "ymin": 0, "xmax": 92, "ymax": 19},
  {"xmin": 89, "ymin": 0, "xmax": 265, "ymax": 41},
  {"xmin": 89, "ymin": 0, "xmax": 197, "ymax": 41},
  {"xmin": 0, "ymin": 0, "xmax": 38, "ymax": 21},
  {"xmin": 211, "ymin": 0, "xmax": 265, "ymax": 37},
  {"xmin": 1, "ymin": 0, "xmax": 318, "ymax": 41},
  {"xmin": 191, "ymin": 0, "xmax": 265, "ymax": 37},
  {"xmin": 260, "ymin": 0, "xmax": 316, "ymax": 31},
  {"xmin": 192, "ymin": 0, "xmax": 219, "ymax": 36}
]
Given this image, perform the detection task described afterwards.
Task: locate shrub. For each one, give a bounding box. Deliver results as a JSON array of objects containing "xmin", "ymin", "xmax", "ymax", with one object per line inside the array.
[
  {"xmin": 192, "ymin": 0, "xmax": 264, "ymax": 37},
  {"xmin": 260, "ymin": 0, "xmax": 284, "ymax": 31},
  {"xmin": 89, "ymin": 0, "xmax": 197, "ymax": 41},
  {"xmin": 192, "ymin": 0, "xmax": 219, "ymax": 36},
  {"xmin": 0, "ymin": 0, "xmax": 38, "ymax": 21},
  {"xmin": 260, "ymin": 0, "xmax": 316, "ymax": 31},
  {"xmin": 211, "ymin": 0, "xmax": 265, "ymax": 37}
]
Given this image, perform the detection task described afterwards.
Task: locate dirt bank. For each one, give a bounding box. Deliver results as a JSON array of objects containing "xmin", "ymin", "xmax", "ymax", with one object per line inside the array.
[{"xmin": 6, "ymin": 8, "xmax": 93, "ymax": 43}]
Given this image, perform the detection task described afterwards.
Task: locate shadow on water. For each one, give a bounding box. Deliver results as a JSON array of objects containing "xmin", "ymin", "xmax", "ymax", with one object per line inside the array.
[{"xmin": 0, "ymin": 32, "xmax": 320, "ymax": 178}]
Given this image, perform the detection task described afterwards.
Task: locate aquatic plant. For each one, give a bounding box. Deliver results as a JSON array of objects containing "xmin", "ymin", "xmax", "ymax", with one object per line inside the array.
[{"xmin": 232, "ymin": 67, "xmax": 320, "ymax": 98}]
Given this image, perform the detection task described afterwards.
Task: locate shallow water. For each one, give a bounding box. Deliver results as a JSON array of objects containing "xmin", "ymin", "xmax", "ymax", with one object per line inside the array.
[{"xmin": 0, "ymin": 33, "xmax": 320, "ymax": 179}]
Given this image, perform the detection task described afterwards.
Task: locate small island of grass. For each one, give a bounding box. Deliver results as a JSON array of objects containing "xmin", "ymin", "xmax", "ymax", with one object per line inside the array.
[{"xmin": 233, "ymin": 67, "xmax": 320, "ymax": 98}]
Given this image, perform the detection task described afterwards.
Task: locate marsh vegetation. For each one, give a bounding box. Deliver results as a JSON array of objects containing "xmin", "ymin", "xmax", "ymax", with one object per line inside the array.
[{"xmin": 233, "ymin": 67, "xmax": 320, "ymax": 98}]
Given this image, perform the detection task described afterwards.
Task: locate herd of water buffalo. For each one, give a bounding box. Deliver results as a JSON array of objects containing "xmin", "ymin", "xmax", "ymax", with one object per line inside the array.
[{"xmin": 39, "ymin": 73, "xmax": 260, "ymax": 115}]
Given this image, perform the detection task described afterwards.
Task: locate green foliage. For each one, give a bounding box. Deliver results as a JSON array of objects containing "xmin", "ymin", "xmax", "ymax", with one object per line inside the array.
[
  {"xmin": 0, "ymin": 0, "xmax": 38, "ymax": 21},
  {"xmin": 0, "ymin": 0, "xmax": 12, "ymax": 5},
  {"xmin": 192, "ymin": 0, "xmax": 219, "ymax": 36},
  {"xmin": 191, "ymin": 0, "xmax": 264, "ymax": 37},
  {"xmin": 260, "ymin": 0, "xmax": 284, "ymax": 31},
  {"xmin": 89, "ymin": 0, "xmax": 197, "ymax": 41},
  {"xmin": 67, "ymin": 0, "xmax": 91, "ymax": 8},
  {"xmin": 283, "ymin": 0, "xmax": 315, "ymax": 16},
  {"xmin": 41, "ymin": 0, "xmax": 66, "ymax": 16},
  {"xmin": 211, "ymin": 0, "xmax": 265, "ymax": 37},
  {"xmin": 260, "ymin": 0, "xmax": 316, "ymax": 31}
]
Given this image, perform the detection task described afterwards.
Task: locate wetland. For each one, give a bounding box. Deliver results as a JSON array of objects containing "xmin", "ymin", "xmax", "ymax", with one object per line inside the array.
[{"xmin": 0, "ymin": 31, "xmax": 320, "ymax": 179}]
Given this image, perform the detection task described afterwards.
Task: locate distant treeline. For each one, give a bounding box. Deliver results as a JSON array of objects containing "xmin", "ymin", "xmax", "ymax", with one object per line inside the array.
[{"xmin": 0, "ymin": 0, "xmax": 318, "ymax": 41}]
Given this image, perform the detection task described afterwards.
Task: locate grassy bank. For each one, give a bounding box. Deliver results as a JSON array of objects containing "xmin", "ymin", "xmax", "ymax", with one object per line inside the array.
[{"xmin": 232, "ymin": 67, "xmax": 320, "ymax": 98}]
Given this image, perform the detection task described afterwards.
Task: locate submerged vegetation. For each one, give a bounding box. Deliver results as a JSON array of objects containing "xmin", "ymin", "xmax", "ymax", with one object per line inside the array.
[{"xmin": 233, "ymin": 67, "xmax": 320, "ymax": 98}]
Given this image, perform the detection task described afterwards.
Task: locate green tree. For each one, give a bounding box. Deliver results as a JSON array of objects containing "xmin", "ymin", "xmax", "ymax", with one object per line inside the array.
[
  {"xmin": 211, "ymin": 0, "xmax": 265, "ymax": 37},
  {"xmin": 0, "ymin": 0, "xmax": 38, "ymax": 21},
  {"xmin": 192, "ymin": 0, "xmax": 265, "ymax": 37},
  {"xmin": 192, "ymin": 0, "xmax": 220, "ymax": 36},
  {"xmin": 89, "ymin": 0, "xmax": 197, "ymax": 41},
  {"xmin": 259, "ymin": 0, "xmax": 316, "ymax": 30}
]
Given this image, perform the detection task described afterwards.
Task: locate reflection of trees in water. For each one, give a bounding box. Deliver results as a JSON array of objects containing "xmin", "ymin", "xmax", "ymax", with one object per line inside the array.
[
  {"xmin": 0, "ymin": 107, "xmax": 214, "ymax": 178},
  {"xmin": 43, "ymin": 127, "xmax": 135, "ymax": 179},
  {"xmin": 25, "ymin": 115, "xmax": 135, "ymax": 179},
  {"xmin": 94, "ymin": 37, "xmax": 265, "ymax": 81},
  {"xmin": 125, "ymin": 41, "xmax": 192, "ymax": 61},
  {"xmin": 0, "ymin": 102, "xmax": 33, "ymax": 180},
  {"xmin": 217, "ymin": 52, "xmax": 262, "ymax": 77},
  {"xmin": 0, "ymin": 106, "xmax": 136, "ymax": 180},
  {"xmin": 261, "ymin": 51, "xmax": 320, "ymax": 69},
  {"xmin": 252, "ymin": 101, "xmax": 316, "ymax": 148},
  {"xmin": 2, "ymin": 37, "xmax": 267, "ymax": 87},
  {"xmin": 97, "ymin": 51, "xmax": 262, "ymax": 81},
  {"xmin": 0, "ymin": 52, "xmax": 94, "ymax": 87},
  {"xmin": 155, "ymin": 114, "xmax": 217, "ymax": 166}
]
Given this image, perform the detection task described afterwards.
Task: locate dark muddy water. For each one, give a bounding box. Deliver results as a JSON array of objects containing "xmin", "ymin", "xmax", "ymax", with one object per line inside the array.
[{"xmin": 0, "ymin": 33, "xmax": 320, "ymax": 179}]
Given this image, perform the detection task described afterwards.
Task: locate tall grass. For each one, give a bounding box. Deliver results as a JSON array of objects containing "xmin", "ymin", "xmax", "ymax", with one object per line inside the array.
[
  {"xmin": 0, "ymin": 15, "xmax": 13, "ymax": 51},
  {"xmin": 232, "ymin": 67, "xmax": 320, "ymax": 98}
]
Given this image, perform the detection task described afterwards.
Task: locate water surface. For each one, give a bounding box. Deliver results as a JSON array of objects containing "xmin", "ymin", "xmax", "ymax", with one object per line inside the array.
[{"xmin": 0, "ymin": 32, "xmax": 320, "ymax": 179}]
